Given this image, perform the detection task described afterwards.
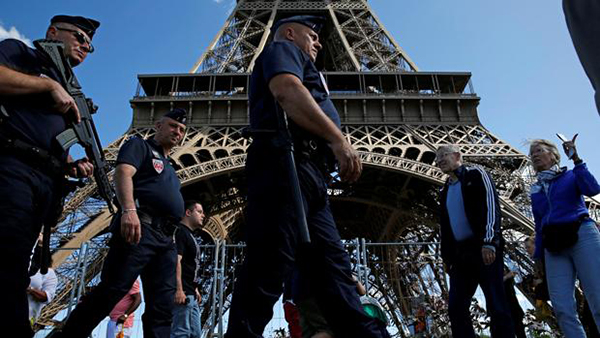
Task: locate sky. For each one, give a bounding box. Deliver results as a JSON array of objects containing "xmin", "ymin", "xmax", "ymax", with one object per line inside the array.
[{"xmin": 2, "ymin": 0, "xmax": 594, "ymax": 336}]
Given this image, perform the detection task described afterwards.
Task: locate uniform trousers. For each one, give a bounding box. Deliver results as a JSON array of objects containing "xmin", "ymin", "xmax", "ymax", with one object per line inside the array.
[
  {"xmin": 225, "ymin": 145, "xmax": 383, "ymax": 338},
  {"xmin": 0, "ymin": 155, "xmax": 55, "ymax": 338},
  {"xmin": 58, "ymin": 219, "xmax": 177, "ymax": 338},
  {"xmin": 448, "ymin": 246, "xmax": 515, "ymax": 338}
]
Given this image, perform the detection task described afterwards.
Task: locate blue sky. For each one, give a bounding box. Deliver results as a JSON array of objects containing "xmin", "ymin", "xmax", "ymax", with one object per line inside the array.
[{"xmin": 2, "ymin": 0, "xmax": 599, "ymax": 177}]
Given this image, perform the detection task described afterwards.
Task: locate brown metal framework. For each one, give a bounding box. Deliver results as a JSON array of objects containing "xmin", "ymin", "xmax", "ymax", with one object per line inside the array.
[{"xmin": 39, "ymin": 0, "xmax": 600, "ymax": 335}]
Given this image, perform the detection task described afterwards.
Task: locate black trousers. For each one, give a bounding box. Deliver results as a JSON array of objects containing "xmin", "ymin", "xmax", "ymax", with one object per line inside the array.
[
  {"xmin": 58, "ymin": 219, "xmax": 177, "ymax": 338},
  {"xmin": 448, "ymin": 247, "xmax": 515, "ymax": 338},
  {"xmin": 225, "ymin": 145, "xmax": 383, "ymax": 338},
  {"xmin": 0, "ymin": 155, "xmax": 55, "ymax": 338}
]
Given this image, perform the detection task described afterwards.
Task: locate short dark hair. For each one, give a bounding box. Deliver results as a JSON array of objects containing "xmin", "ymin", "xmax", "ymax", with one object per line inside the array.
[{"xmin": 184, "ymin": 200, "xmax": 201, "ymax": 212}]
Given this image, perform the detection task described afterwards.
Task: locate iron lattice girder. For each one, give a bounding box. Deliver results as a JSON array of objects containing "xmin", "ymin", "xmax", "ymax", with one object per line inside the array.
[
  {"xmin": 52, "ymin": 108, "xmax": 534, "ymax": 259},
  {"xmin": 191, "ymin": 0, "xmax": 417, "ymax": 73},
  {"xmin": 48, "ymin": 124, "xmax": 527, "ymax": 270}
]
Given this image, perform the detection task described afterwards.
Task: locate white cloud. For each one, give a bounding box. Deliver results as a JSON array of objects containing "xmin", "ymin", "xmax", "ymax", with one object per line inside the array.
[
  {"xmin": 0, "ymin": 24, "xmax": 32, "ymax": 47},
  {"xmin": 211, "ymin": 0, "xmax": 236, "ymax": 15}
]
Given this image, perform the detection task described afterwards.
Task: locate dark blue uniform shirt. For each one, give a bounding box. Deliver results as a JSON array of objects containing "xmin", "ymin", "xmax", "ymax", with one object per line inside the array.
[
  {"xmin": 0, "ymin": 39, "xmax": 68, "ymax": 160},
  {"xmin": 250, "ymin": 41, "xmax": 341, "ymax": 133},
  {"xmin": 116, "ymin": 137, "xmax": 184, "ymax": 219}
]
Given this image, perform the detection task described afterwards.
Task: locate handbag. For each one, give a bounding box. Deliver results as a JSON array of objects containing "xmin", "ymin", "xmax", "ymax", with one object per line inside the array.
[{"xmin": 542, "ymin": 219, "xmax": 583, "ymax": 253}]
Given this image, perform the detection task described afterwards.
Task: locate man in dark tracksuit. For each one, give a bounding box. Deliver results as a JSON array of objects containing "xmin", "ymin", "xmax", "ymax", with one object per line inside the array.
[
  {"xmin": 57, "ymin": 109, "xmax": 188, "ymax": 338},
  {"xmin": 436, "ymin": 145, "xmax": 515, "ymax": 338},
  {"xmin": 225, "ymin": 15, "xmax": 384, "ymax": 338},
  {"xmin": 0, "ymin": 15, "xmax": 99, "ymax": 337}
]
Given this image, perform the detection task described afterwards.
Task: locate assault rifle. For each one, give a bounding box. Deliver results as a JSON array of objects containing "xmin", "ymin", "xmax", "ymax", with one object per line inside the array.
[
  {"xmin": 275, "ymin": 106, "xmax": 311, "ymax": 244},
  {"xmin": 34, "ymin": 39, "xmax": 115, "ymax": 272},
  {"xmin": 243, "ymin": 104, "xmax": 311, "ymax": 244}
]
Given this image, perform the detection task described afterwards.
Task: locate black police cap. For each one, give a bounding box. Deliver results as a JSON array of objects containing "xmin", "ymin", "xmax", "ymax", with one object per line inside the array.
[
  {"xmin": 50, "ymin": 15, "xmax": 100, "ymax": 38},
  {"xmin": 163, "ymin": 108, "xmax": 188, "ymax": 125},
  {"xmin": 271, "ymin": 15, "xmax": 326, "ymax": 34}
]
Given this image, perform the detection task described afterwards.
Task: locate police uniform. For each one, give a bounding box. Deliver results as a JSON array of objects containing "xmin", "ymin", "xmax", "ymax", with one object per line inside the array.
[
  {"xmin": 0, "ymin": 15, "xmax": 99, "ymax": 337},
  {"xmin": 225, "ymin": 16, "xmax": 384, "ymax": 338},
  {"xmin": 58, "ymin": 110, "xmax": 186, "ymax": 338}
]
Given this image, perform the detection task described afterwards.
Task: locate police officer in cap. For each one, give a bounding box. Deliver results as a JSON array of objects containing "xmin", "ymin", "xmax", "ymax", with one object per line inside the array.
[
  {"xmin": 225, "ymin": 15, "xmax": 385, "ymax": 338},
  {"xmin": 57, "ymin": 109, "xmax": 188, "ymax": 338},
  {"xmin": 0, "ymin": 14, "xmax": 98, "ymax": 337}
]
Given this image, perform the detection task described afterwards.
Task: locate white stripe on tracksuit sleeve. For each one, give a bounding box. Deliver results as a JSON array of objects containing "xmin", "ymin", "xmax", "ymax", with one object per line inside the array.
[{"xmin": 473, "ymin": 167, "xmax": 495, "ymax": 243}]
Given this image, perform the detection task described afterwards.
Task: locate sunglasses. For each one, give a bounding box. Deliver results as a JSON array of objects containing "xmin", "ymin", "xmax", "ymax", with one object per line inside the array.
[{"xmin": 54, "ymin": 27, "xmax": 95, "ymax": 53}]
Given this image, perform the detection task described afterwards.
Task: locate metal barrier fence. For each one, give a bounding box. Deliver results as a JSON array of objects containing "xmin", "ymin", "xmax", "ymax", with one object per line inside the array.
[{"xmin": 198, "ymin": 239, "xmax": 452, "ymax": 338}]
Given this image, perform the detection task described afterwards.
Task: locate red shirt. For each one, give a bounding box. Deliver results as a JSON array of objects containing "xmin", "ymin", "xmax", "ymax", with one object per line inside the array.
[{"xmin": 109, "ymin": 280, "xmax": 140, "ymax": 328}]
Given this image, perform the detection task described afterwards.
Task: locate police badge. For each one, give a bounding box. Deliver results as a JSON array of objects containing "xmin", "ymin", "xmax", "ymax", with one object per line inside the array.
[{"xmin": 152, "ymin": 159, "xmax": 164, "ymax": 174}]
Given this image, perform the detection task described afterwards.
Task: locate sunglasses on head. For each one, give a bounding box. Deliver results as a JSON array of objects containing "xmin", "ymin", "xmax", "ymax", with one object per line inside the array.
[{"xmin": 54, "ymin": 27, "xmax": 95, "ymax": 53}]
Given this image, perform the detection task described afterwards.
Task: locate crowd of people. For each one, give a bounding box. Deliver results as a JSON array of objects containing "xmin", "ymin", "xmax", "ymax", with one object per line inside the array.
[
  {"xmin": 436, "ymin": 139, "xmax": 600, "ymax": 338},
  {"xmin": 1, "ymin": 2, "xmax": 599, "ymax": 337}
]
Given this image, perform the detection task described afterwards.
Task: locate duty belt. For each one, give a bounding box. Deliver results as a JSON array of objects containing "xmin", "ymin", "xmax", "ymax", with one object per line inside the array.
[
  {"xmin": 0, "ymin": 132, "xmax": 65, "ymax": 177},
  {"xmin": 244, "ymin": 128, "xmax": 336, "ymax": 174},
  {"xmin": 136, "ymin": 208, "xmax": 179, "ymax": 237}
]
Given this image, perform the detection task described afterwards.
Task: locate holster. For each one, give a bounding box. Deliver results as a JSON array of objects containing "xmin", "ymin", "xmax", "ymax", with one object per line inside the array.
[
  {"xmin": 245, "ymin": 127, "xmax": 336, "ymax": 175},
  {"xmin": 0, "ymin": 128, "xmax": 65, "ymax": 177},
  {"xmin": 137, "ymin": 208, "xmax": 179, "ymax": 237},
  {"xmin": 293, "ymin": 137, "xmax": 336, "ymax": 175}
]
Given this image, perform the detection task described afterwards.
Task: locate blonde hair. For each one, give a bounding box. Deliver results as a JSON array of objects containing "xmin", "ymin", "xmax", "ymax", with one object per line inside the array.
[{"xmin": 529, "ymin": 139, "xmax": 560, "ymax": 168}]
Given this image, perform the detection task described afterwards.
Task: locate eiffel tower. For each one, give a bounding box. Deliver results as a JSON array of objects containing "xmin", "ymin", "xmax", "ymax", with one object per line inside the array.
[{"xmin": 39, "ymin": 0, "xmax": 600, "ymax": 335}]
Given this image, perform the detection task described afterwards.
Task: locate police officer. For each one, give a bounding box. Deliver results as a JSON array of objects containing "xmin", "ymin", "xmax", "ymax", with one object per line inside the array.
[
  {"xmin": 57, "ymin": 109, "xmax": 188, "ymax": 338},
  {"xmin": 225, "ymin": 15, "xmax": 385, "ymax": 338},
  {"xmin": 0, "ymin": 15, "xmax": 98, "ymax": 337}
]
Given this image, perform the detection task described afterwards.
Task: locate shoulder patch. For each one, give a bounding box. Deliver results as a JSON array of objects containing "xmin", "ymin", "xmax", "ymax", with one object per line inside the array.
[{"xmin": 152, "ymin": 159, "xmax": 164, "ymax": 174}]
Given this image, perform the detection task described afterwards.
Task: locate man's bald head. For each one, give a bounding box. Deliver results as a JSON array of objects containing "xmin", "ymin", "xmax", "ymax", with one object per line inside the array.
[
  {"xmin": 272, "ymin": 22, "xmax": 322, "ymax": 62},
  {"xmin": 274, "ymin": 22, "xmax": 305, "ymax": 41}
]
